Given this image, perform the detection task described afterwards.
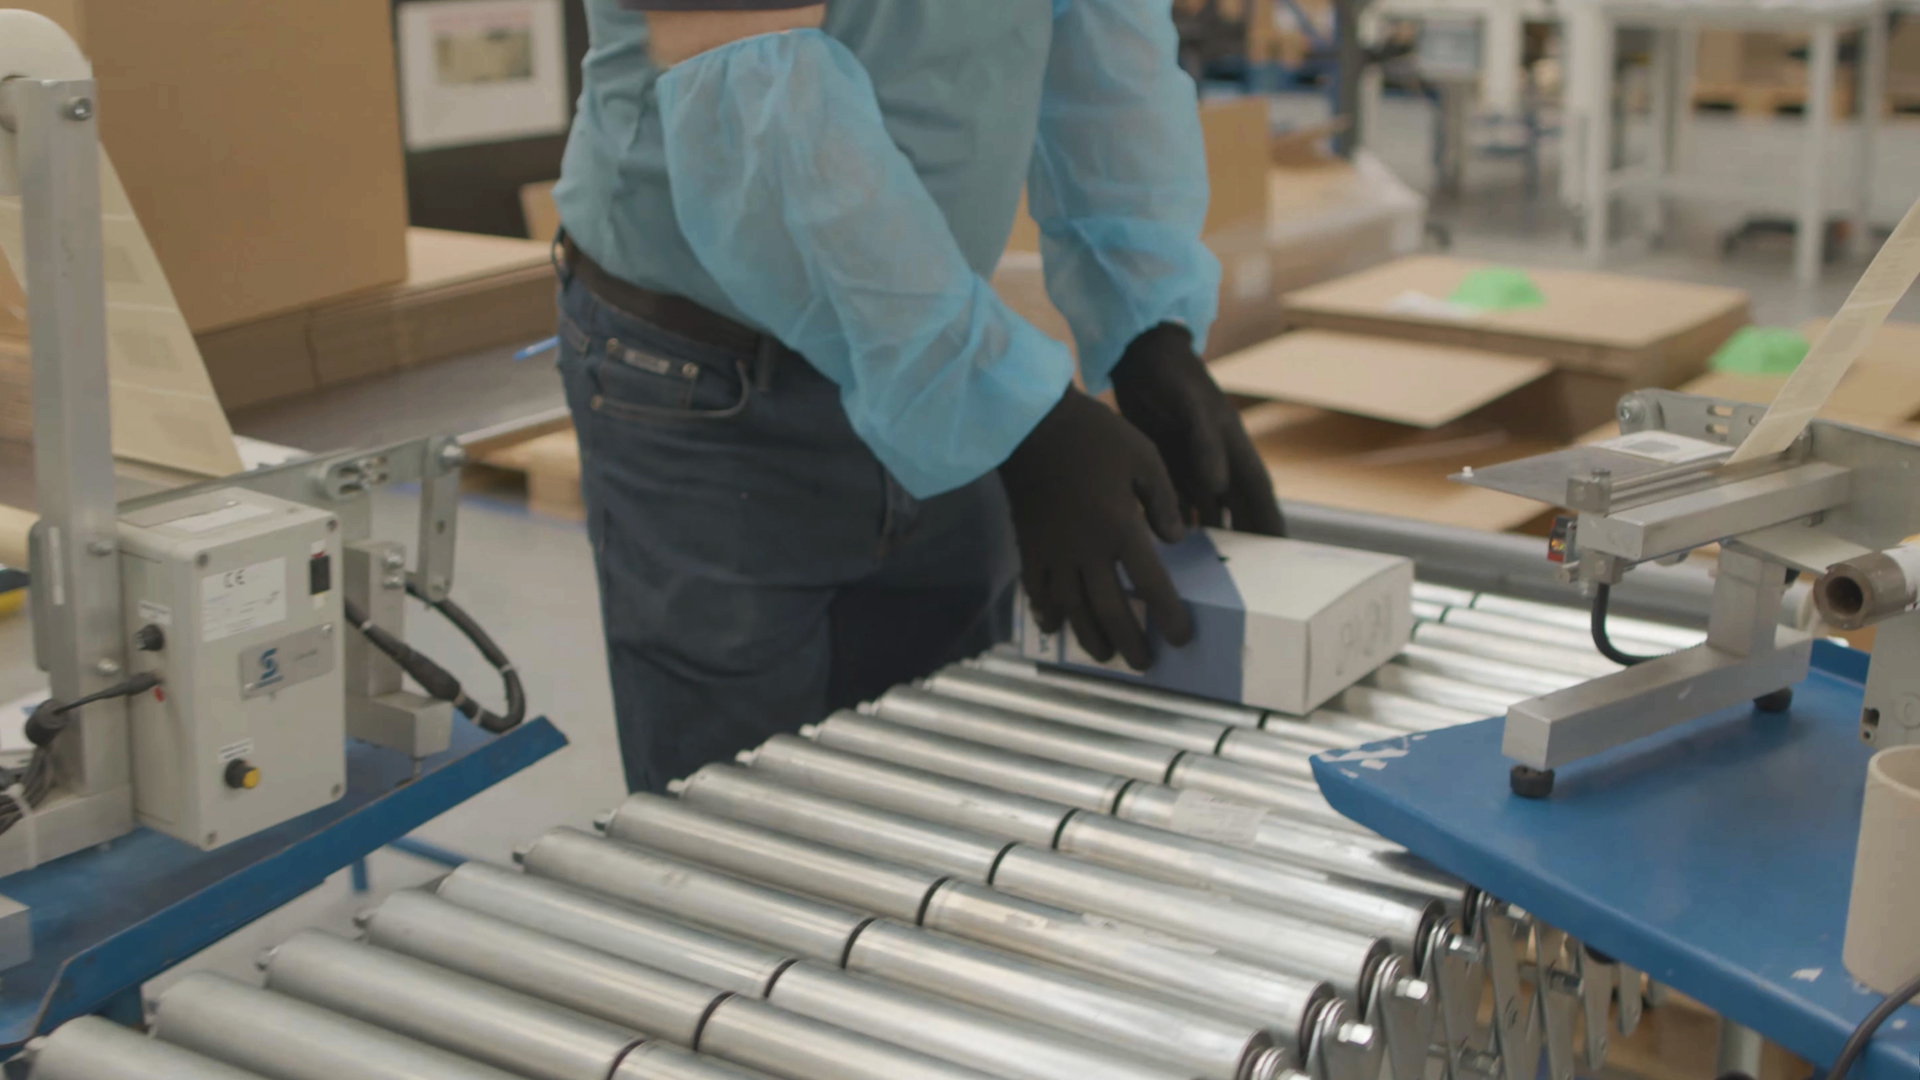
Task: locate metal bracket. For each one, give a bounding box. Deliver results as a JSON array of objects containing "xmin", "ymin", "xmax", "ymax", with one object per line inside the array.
[
  {"xmin": 1421, "ymin": 920, "xmax": 1489, "ymax": 1078},
  {"xmin": 1478, "ymin": 896, "xmax": 1543, "ymax": 1080},
  {"xmin": 1306, "ymin": 997, "xmax": 1384, "ymax": 1080},
  {"xmin": 1573, "ymin": 945, "xmax": 1616, "ymax": 1069},
  {"xmin": 1365, "ymin": 952, "xmax": 1438, "ymax": 1080},
  {"xmin": 1535, "ymin": 926, "xmax": 1578, "ymax": 1080}
]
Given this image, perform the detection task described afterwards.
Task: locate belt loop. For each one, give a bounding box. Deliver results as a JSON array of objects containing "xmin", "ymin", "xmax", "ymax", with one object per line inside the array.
[
  {"xmin": 754, "ymin": 337, "xmax": 778, "ymax": 395},
  {"xmin": 551, "ymin": 228, "xmax": 574, "ymax": 285}
]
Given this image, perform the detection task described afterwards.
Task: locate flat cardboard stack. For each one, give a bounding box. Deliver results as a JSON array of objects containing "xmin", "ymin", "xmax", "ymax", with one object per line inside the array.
[
  {"xmin": 199, "ymin": 229, "xmax": 556, "ymax": 411},
  {"xmin": 1213, "ymin": 257, "xmax": 1751, "ymax": 531},
  {"xmin": 993, "ymin": 99, "xmax": 1424, "ymax": 362}
]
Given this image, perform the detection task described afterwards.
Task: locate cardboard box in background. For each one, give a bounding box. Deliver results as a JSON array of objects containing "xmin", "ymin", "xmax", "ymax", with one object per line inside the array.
[
  {"xmin": 1006, "ymin": 96, "xmax": 1273, "ymax": 254},
  {"xmin": 995, "ymin": 151, "xmax": 1426, "ymax": 361},
  {"xmin": 0, "ymin": 338, "xmax": 26, "ymax": 444},
  {"xmin": 199, "ymin": 229, "xmax": 555, "ymax": 411},
  {"xmin": 1, "ymin": 0, "xmax": 409, "ymax": 337},
  {"xmin": 1015, "ymin": 528, "xmax": 1415, "ymax": 715},
  {"xmin": 1281, "ymin": 255, "xmax": 1749, "ymax": 388},
  {"xmin": 522, "ymin": 181, "xmax": 562, "ymax": 244}
]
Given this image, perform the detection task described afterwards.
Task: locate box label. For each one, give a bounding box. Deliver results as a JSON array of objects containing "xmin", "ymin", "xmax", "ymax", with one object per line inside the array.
[
  {"xmin": 137, "ymin": 600, "xmax": 173, "ymax": 628},
  {"xmin": 1168, "ymin": 789, "xmax": 1268, "ymax": 845},
  {"xmin": 218, "ymin": 738, "xmax": 255, "ymax": 763},
  {"xmin": 202, "ymin": 558, "xmax": 288, "ymax": 642},
  {"xmin": 238, "ymin": 624, "xmax": 337, "ymax": 699}
]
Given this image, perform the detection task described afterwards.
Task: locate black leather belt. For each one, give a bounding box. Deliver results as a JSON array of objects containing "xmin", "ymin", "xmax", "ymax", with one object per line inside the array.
[{"xmin": 561, "ymin": 236, "xmax": 794, "ymax": 373}]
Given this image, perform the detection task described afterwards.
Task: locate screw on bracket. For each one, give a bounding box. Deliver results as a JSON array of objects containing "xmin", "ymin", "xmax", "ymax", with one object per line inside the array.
[{"xmin": 64, "ymin": 97, "xmax": 93, "ymax": 121}]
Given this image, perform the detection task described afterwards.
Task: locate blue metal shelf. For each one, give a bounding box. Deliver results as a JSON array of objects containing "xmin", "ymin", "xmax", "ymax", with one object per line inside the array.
[
  {"xmin": 1313, "ymin": 643, "xmax": 1914, "ymax": 1080},
  {"xmin": 0, "ymin": 715, "xmax": 567, "ymax": 1052}
]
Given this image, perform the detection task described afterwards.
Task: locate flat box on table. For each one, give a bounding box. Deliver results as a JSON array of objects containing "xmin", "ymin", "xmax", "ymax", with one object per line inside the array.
[
  {"xmin": 1279, "ymin": 255, "xmax": 1749, "ymax": 386},
  {"xmin": 1014, "ymin": 529, "xmax": 1414, "ymax": 715}
]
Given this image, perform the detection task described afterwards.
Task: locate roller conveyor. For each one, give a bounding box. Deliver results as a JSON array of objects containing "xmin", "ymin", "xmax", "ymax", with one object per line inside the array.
[{"xmin": 30, "ymin": 577, "xmax": 1688, "ymax": 1080}]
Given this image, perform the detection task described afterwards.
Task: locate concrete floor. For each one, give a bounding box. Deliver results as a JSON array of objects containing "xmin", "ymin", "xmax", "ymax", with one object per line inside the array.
[{"xmin": 2, "ymin": 88, "xmax": 1914, "ymax": 1008}]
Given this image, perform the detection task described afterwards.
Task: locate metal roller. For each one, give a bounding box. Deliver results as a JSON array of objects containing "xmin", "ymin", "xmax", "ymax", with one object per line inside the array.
[
  {"xmin": 601, "ymin": 793, "xmax": 946, "ymax": 921},
  {"xmin": 924, "ymin": 666, "xmax": 1233, "ymax": 752},
  {"xmin": 971, "ymin": 652, "xmax": 1268, "ymax": 728},
  {"xmin": 1116, "ymin": 784, "xmax": 1471, "ymax": 910},
  {"xmin": 1332, "ymin": 686, "xmax": 1480, "ymax": 731},
  {"xmin": 1409, "ymin": 622, "xmax": 1618, "ymax": 679},
  {"xmin": 152, "ymin": 973, "xmax": 524, "ymax": 1080},
  {"xmin": 1166, "ymin": 756, "xmax": 1361, "ymax": 834},
  {"xmin": 766, "ymin": 960, "xmax": 1206, "ymax": 1080},
  {"xmin": 1437, "ymin": 607, "xmax": 1669, "ymax": 658},
  {"xmin": 614, "ymin": 1042, "xmax": 781, "ymax": 1080},
  {"xmin": 519, "ymin": 828, "xmax": 867, "ymax": 962},
  {"xmin": 871, "ymin": 686, "xmax": 1182, "ymax": 780},
  {"xmin": 1201, "ymin": 734, "xmax": 1316, "ymax": 783},
  {"xmin": 1173, "ymin": 746, "xmax": 1314, "ymax": 793},
  {"xmin": 261, "ymin": 931, "xmax": 643, "ymax": 1080},
  {"xmin": 28, "ymin": 1016, "xmax": 269, "ymax": 1080},
  {"xmin": 922, "ymin": 880, "xmax": 1330, "ymax": 1056},
  {"xmin": 1411, "ymin": 599, "xmax": 1449, "ymax": 621},
  {"xmin": 1220, "ymin": 722, "xmax": 1358, "ymax": 756},
  {"xmin": 846, "ymin": 919, "xmax": 1287, "ymax": 1080},
  {"xmin": 1394, "ymin": 643, "xmax": 1581, "ymax": 697},
  {"xmin": 360, "ymin": 889, "xmax": 726, "ymax": 1047},
  {"xmin": 1367, "ymin": 664, "xmax": 1519, "ymax": 716},
  {"xmin": 799, "ymin": 716, "xmax": 1124, "ymax": 816},
  {"xmin": 696, "ymin": 995, "xmax": 1002, "ymax": 1080},
  {"xmin": 672, "ymin": 764, "xmax": 1013, "ymax": 882},
  {"xmin": 1410, "ymin": 582, "xmax": 1478, "ymax": 608},
  {"xmin": 1267, "ymin": 711, "xmax": 1404, "ymax": 744},
  {"xmin": 1466, "ymin": 593, "xmax": 1704, "ymax": 649},
  {"xmin": 435, "ymin": 862, "xmax": 792, "ymax": 997},
  {"xmin": 988, "ymin": 846, "xmax": 1388, "ymax": 999},
  {"xmin": 1053, "ymin": 811, "xmax": 1440, "ymax": 956}
]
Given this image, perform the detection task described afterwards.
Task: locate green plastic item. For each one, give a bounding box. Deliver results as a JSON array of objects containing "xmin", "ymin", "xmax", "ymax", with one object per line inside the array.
[
  {"xmin": 1708, "ymin": 327, "xmax": 1810, "ymax": 375},
  {"xmin": 1448, "ymin": 267, "xmax": 1546, "ymax": 311}
]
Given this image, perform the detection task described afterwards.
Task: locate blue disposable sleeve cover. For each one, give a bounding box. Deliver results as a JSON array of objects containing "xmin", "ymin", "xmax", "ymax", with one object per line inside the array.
[
  {"xmin": 1029, "ymin": 0, "xmax": 1223, "ymax": 392},
  {"xmin": 655, "ymin": 30, "xmax": 1075, "ymax": 499}
]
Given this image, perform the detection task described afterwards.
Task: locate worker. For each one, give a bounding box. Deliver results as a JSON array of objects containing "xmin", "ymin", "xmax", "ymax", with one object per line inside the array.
[{"xmin": 553, "ymin": 0, "xmax": 1284, "ymax": 793}]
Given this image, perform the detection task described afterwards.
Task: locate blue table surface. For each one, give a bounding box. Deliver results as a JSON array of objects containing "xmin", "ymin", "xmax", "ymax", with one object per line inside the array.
[
  {"xmin": 1313, "ymin": 642, "xmax": 1916, "ymax": 1080},
  {"xmin": 0, "ymin": 715, "xmax": 567, "ymax": 1050}
]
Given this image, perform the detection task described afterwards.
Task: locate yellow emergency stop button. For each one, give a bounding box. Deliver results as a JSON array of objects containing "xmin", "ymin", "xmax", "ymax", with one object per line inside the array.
[{"xmin": 224, "ymin": 760, "xmax": 260, "ymax": 790}]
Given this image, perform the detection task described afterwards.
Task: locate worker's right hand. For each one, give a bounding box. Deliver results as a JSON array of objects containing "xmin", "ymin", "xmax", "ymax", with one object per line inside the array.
[{"xmin": 998, "ymin": 389, "xmax": 1194, "ymax": 671}]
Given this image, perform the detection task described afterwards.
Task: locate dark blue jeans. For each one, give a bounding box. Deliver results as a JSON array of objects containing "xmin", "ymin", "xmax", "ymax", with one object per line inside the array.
[{"xmin": 555, "ymin": 273, "xmax": 1019, "ymax": 793}]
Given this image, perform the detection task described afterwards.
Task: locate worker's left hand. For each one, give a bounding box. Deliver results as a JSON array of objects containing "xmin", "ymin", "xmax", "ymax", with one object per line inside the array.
[{"xmin": 1109, "ymin": 324, "xmax": 1285, "ymax": 536}]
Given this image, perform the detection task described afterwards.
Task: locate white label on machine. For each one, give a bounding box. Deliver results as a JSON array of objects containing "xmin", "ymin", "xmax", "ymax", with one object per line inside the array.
[
  {"xmin": 137, "ymin": 600, "xmax": 173, "ymax": 628},
  {"xmin": 1594, "ymin": 432, "xmax": 1729, "ymax": 466},
  {"xmin": 218, "ymin": 739, "xmax": 254, "ymax": 763},
  {"xmin": 167, "ymin": 502, "xmax": 273, "ymax": 535},
  {"xmin": 202, "ymin": 558, "xmax": 288, "ymax": 642},
  {"xmin": 1167, "ymin": 789, "xmax": 1268, "ymax": 845}
]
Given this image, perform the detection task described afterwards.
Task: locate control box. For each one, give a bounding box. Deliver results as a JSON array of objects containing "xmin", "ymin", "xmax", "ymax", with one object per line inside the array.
[{"xmin": 117, "ymin": 488, "xmax": 345, "ymax": 849}]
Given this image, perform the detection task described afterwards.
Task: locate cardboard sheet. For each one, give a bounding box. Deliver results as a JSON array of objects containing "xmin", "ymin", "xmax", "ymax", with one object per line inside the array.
[
  {"xmin": 0, "ymin": 154, "xmax": 241, "ymax": 478},
  {"xmin": 1211, "ymin": 330, "xmax": 1552, "ymax": 428},
  {"xmin": 1282, "ymin": 255, "xmax": 1749, "ymax": 383},
  {"xmin": 1732, "ymin": 194, "xmax": 1920, "ymax": 463},
  {"xmin": 1249, "ymin": 405, "xmax": 1555, "ymax": 532},
  {"xmin": 0, "ymin": 503, "xmax": 30, "ymax": 569}
]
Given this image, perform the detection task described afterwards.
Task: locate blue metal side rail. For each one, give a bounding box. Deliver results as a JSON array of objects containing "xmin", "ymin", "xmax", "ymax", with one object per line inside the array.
[
  {"xmin": 0, "ymin": 715, "xmax": 567, "ymax": 1054},
  {"xmin": 1313, "ymin": 642, "xmax": 1916, "ymax": 1080}
]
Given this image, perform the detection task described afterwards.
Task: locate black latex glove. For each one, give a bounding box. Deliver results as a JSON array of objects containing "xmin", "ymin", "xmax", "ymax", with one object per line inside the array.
[
  {"xmin": 1110, "ymin": 323, "xmax": 1286, "ymax": 536},
  {"xmin": 1000, "ymin": 389, "xmax": 1193, "ymax": 671}
]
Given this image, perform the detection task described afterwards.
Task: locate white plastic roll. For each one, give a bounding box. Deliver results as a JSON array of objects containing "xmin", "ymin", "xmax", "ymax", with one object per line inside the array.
[{"xmin": 1843, "ymin": 746, "xmax": 1920, "ymax": 993}]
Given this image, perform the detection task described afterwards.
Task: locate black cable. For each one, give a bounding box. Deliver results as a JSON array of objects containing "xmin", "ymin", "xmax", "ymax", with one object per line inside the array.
[
  {"xmin": 406, "ymin": 585, "xmax": 526, "ymax": 734},
  {"xmin": 1591, "ymin": 583, "xmax": 1669, "ymax": 667},
  {"xmin": 1826, "ymin": 970, "xmax": 1920, "ymax": 1080},
  {"xmin": 24, "ymin": 672, "xmax": 163, "ymax": 748},
  {"xmin": 345, "ymin": 595, "xmax": 523, "ymax": 735}
]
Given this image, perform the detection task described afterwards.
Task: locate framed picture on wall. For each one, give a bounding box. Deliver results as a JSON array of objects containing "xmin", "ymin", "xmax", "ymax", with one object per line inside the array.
[{"xmin": 398, "ymin": 0, "xmax": 571, "ymax": 151}]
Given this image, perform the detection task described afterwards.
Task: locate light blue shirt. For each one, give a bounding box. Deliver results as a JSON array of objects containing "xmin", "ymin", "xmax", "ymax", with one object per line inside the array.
[{"xmin": 556, "ymin": 0, "xmax": 1221, "ymax": 498}]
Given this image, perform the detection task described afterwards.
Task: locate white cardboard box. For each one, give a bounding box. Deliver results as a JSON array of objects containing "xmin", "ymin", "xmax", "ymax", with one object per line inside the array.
[{"xmin": 1015, "ymin": 530, "xmax": 1414, "ymax": 716}]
